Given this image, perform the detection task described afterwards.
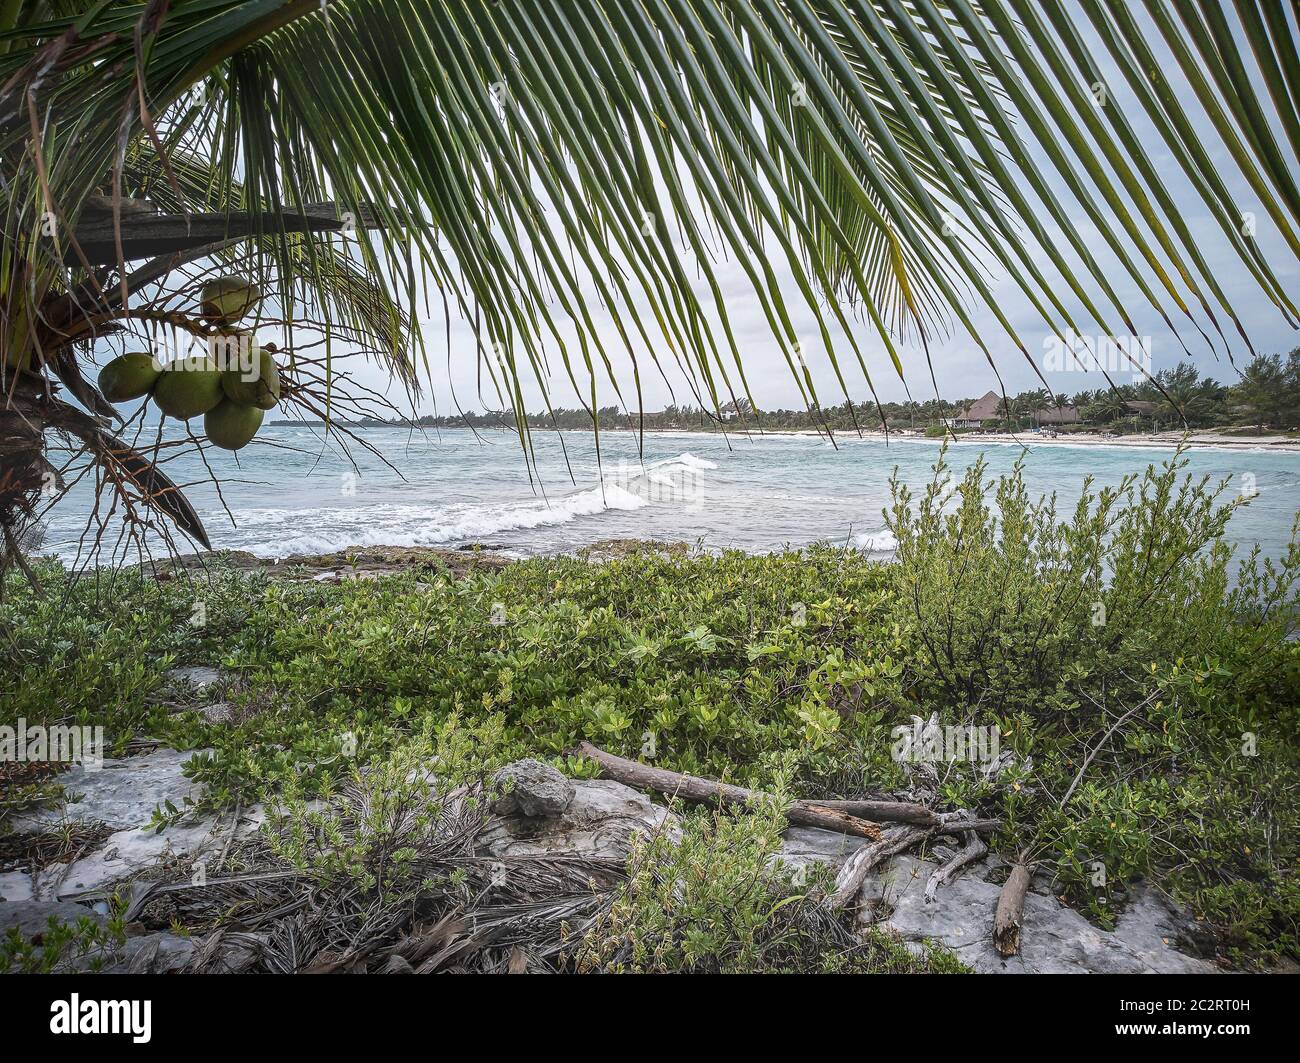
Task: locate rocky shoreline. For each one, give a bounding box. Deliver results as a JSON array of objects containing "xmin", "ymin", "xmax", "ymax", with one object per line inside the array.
[{"xmin": 140, "ymin": 540, "xmax": 693, "ymax": 580}]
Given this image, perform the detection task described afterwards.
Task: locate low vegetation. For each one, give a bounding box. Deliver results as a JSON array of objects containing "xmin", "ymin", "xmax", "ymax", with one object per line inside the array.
[
  {"xmin": 0, "ymin": 908, "xmax": 125, "ymax": 974},
  {"xmin": 2, "ymin": 449, "xmax": 1296, "ymax": 969},
  {"xmin": 575, "ymin": 787, "xmax": 965, "ymax": 974}
]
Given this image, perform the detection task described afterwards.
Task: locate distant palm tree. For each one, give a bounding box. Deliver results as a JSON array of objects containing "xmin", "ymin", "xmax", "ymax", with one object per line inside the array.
[
  {"xmin": 997, "ymin": 395, "xmax": 1023, "ymax": 425},
  {"xmin": 1233, "ymin": 357, "xmax": 1284, "ymax": 428},
  {"xmin": 1087, "ymin": 389, "xmax": 1135, "ymax": 426},
  {"xmin": 1, "ymin": 1, "xmax": 1298, "ymax": 563},
  {"xmin": 1025, "ymin": 388, "xmax": 1052, "ymax": 425},
  {"xmin": 1153, "ymin": 363, "xmax": 1220, "ymax": 428},
  {"xmin": 1230, "ymin": 351, "xmax": 1300, "ymax": 428}
]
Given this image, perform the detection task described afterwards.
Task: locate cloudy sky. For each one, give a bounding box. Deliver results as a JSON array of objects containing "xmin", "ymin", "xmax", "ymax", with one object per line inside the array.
[{"xmin": 296, "ymin": 4, "xmax": 1300, "ymax": 420}]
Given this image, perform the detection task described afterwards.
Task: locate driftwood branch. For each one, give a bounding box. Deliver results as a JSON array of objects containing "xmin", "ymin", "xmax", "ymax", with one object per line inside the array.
[
  {"xmin": 932, "ymin": 817, "xmax": 1000, "ymax": 835},
  {"xmin": 828, "ymin": 824, "xmax": 932, "ymax": 911},
  {"xmin": 993, "ymin": 863, "xmax": 1032, "ymax": 957},
  {"xmin": 575, "ymin": 742, "xmax": 1009, "ymax": 926},
  {"xmin": 803, "ymin": 799, "xmax": 941, "ymax": 826},
  {"xmin": 576, "ymin": 742, "xmax": 881, "ymax": 841},
  {"xmin": 813, "ymin": 801, "xmax": 999, "ymax": 835},
  {"xmin": 924, "ymin": 829, "xmax": 988, "ymax": 903}
]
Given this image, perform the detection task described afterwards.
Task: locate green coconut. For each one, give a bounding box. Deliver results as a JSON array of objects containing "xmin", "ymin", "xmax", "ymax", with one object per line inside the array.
[
  {"xmin": 200, "ymin": 275, "xmax": 261, "ymax": 324},
  {"xmin": 221, "ymin": 347, "xmax": 282, "ymax": 410},
  {"xmin": 153, "ymin": 357, "xmax": 224, "ymax": 420},
  {"xmin": 204, "ymin": 399, "xmax": 264, "ymax": 451},
  {"xmin": 98, "ymin": 352, "xmax": 160, "ymax": 402}
]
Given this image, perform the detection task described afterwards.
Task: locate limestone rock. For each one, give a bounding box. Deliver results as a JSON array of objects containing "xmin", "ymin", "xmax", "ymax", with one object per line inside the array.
[
  {"xmin": 163, "ymin": 665, "xmax": 224, "ymax": 694},
  {"xmin": 1110, "ymin": 886, "xmax": 1216, "ymax": 973},
  {"xmin": 479, "ymin": 778, "xmax": 678, "ymax": 861},
  {"xmin": 773, "ymin": 825, "xmax": 866, "ymax": 875},
  {"xmin": 853, "ymin": 853, "xmax": 1215, "ymax": 974},
  {"xmin": 491, "ymin": 759, "xmax": 575, "ymax": 818},
  {"xmin": 32, "ymin": 805, "xmax": 266, "ymax": 900},
  {"xmin": 10, "ymin": 747, "xmax": 207, "ymax": 835},
  {"xmin": 0, "ymin": 898, "xmax": 105, "ymax": 939},
  {"xmin": 5, "ymin": 747, "xmax": 265, "ymax": 901},
  {"xmin": 771, "ymin": 827, "xmax": 1213, "ymax": 973},
  {"xmin": 0, "ymin": 872, "xmax": 35, "ymax": 903}
]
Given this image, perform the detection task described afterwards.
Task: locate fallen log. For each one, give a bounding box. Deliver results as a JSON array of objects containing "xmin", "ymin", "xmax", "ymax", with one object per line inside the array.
[
  {"xmin": 576, "ymin": 742, "xmax": 881, "ymax": 841},
  {"xmin": 993, "ymin": 863, "xmax": 1032, "ymax": 957},
  {"xmin": 828, "ymin": 824, "xmax": 932, "ymax": 911}
]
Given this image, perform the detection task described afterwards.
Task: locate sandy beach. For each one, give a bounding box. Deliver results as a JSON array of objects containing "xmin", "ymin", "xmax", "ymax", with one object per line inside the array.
[
  {"xmin": 592, "ymin": 425, "xmax": 1300, "ymax": 453},
  {"xmin": 929, "ymin": 429, "xmax": 1300, "ymax": 452}
]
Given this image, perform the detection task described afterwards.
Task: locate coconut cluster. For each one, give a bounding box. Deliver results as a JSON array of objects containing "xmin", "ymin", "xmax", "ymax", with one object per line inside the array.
[{"xmin": 97, "ymin": 276, "xmax": 281, "ymax": 451}]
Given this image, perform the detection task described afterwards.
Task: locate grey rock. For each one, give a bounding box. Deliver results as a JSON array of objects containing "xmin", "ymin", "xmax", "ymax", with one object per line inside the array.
[
  {"xmin": 491, "ymin": 759, "xmax": 575, "ymax": 818},
  {"xmin": 479, "ymin": 778, "xmax": 678, "ymax": 861},
  {"xmin": 773, "ymin": 827, "xmax": 1213, "ymax": 974},
  {"xmin": 10, "ymin": 747, "xmax": 207, "ymax": 835},
  {"xmin": 75, "ymin": 930, "xmax": 209, "ymax": 974},
  {"xmin": 0, "ymin": 872, "xmax": 35, "ymax": 903},
  {"xmin": 33, "ymin": 804, "xmax": 267, "ymax": 900},
  {"xmin": 6, "ymin": 747, "xmax": 264, "ymax": 901},
  {"xmin": 113, "ymin": 932, "xmax": 197, "ymax": 974},
  {"xmin": 0, "ymin": 898, "xmax": 105, "ymax": 939},
  {"xmin": 852, "ymin": 853, "xmax": 1215, "ymax": 974},
  {"xmin": 1111, "ymin": 886, "xmax": 1214, "ymax": 973},
  {"xmin": 163, "ymin": 665, "xmax": 223, "ymax": 693},
  {"xmin": 773, "ymin": 825, "xmax": 865, "ymax": 875},
  {"xmin": 0, "ymin": 900, "xmax": 111, "ymax": 971}
]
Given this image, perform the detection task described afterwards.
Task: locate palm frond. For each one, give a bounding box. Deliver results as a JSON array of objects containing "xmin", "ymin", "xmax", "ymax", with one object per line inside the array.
[{"xmin": 0, "ymin": 0, "xmax": 1295, "ymax": 490}]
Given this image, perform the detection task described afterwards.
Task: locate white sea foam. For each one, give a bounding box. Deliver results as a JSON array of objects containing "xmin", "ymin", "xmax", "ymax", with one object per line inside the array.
[
  {"xmin": 230, "ymin": 481, "xmax": 648, "ymax": 557},
  {"xmin": 853, "ymin": 529, "xmax": 898, "ymax": 553},
  {"xmin": 597, "ymin": 452, "xmax": 716, "ymax": 505},
  {"xmin": 637, "ymin": 452, "xmax": 719, "ymax": 474}
]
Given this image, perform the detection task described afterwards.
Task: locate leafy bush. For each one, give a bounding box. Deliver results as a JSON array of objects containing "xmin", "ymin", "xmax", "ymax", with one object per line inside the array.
[
  {"xmin": 145, "ymin": 544, "xmax": 912, "ymax": 808},
  {"xmin": 575, "ymin": 787, "xmax": 964, "ymax": 974},
  {"xmin": 884, "ymin": 446, "xmax": 1299, "ymax": 965},
  {"xmin": 264, "ymin": 713, "xmax": 510, "ymax": 893},
  {"xmin": 0, "ymin": 562, "xmax": 255, "ymax": 745}
]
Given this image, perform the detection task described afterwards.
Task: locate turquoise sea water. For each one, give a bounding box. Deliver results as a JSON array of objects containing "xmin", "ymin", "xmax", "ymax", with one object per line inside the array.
[{"xmin": 42, "ymin": 426, "xmax": 1300, "ymax": 564}]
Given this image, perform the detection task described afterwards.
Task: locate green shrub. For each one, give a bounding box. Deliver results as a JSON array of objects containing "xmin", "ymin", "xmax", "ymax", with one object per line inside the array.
[
  {"xmin": 0, "ymin": 562, "xmax": 248, "ymax": 744},
  {"xmin": 884, "ymin": 446, "xmax": 1300, "ymax": 965},
  {"xmin": 575, "ymin": 786, "xmax": 965, "ymax": 974},
  {"xmin": 264, "ymin": 713, "xmax": 511, "ymax": 893},
  {"xmin": 149, "ymin": 546, "xmax": 911, "ymax": 808}
]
